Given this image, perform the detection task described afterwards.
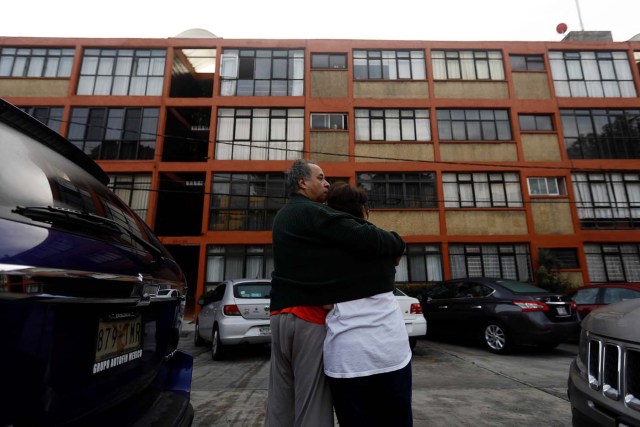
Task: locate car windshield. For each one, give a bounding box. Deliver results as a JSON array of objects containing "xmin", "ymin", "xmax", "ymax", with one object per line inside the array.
[
  {"xmin": 234, "ymin": 283, "xmax": 271, "ymax": 299},
  {"xmin": 495, "ymin": 279, "xmax": 548, "ymax": 294}
]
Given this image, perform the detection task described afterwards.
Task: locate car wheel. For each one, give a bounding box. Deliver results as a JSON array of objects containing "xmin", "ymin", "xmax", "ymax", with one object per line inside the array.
[
  {"xmin": 194, "ymin": 320, "xmax": 205, "ymax": 346},
  {"xmin": 211, "ymin": 325, "xmax": 225, "ymax": 360},
  {"xmin": 409, "ymin": 337, "xmax": 417, "ymax": 351},
  {"xmin": 483, "ymin": 321, "xmax": 512, "ymax": 354}
]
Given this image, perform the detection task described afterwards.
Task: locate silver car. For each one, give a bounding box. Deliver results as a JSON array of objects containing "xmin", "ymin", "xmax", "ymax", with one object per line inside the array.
[{"xmin": 194, "ymin": 279, "xmax": 271, "ymax": 360}]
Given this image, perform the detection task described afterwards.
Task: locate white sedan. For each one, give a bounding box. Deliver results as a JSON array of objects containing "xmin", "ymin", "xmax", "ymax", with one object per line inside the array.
[{"xmin": 394, "ymin": 288, "xmax": 427, "ymax": 350}]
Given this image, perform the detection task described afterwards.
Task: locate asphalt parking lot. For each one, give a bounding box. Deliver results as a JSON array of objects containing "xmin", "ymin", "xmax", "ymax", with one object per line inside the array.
[{"xmin": 180, "ymin": 322, "xmax": 577, "ymax": 426}]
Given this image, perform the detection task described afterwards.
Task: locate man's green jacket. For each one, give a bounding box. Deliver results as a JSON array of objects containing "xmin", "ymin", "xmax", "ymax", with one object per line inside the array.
[{"xmin": 270, "ymin": 193, "xmax": 406, "ymax": 311}]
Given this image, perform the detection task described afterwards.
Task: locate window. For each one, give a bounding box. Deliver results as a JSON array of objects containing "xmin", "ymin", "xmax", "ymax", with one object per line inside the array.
[
  {"xmin": 572, "ymin": 172, "xmax": 640, "ymax": 229},
  {"xmin": 602, "ymin": 287, "xmax": 640, "ymax": 304},
  {"xmin": 210, "ymin": 173, "xmax": 287, "ymax": 231},
  {"xmin": 353, "ymin": 50, "xmax": 426, "ymax": 80},
  {"xmin": 437, "ymin": 109, "xmax": 511, "ymax": 141},
  {"xmin": 549, "ymin": 51, "xmax": 636, "ymax": 98},
  {"xmin": 449, "ymin": 244, "xmax": 532, "ymax": 281},
  {"xmin": 77, "ymin": 48, "xmax": 166, "ymax": 96},
  {"xmin": 311, "ymin": 53, "xmax": 347, "ymax": 69},
  {"xmin": 215, "ymin": 108, "xmax": 304, "ymax": 160},
  {"xmin": 443, "ymin": 172, "xmax": 523, "ymax": 208},
  {"xmin": 355, "ymin": 109, "xmax": 430, "ymax": 142},
  {"xmin": 527, "ymin": 177, "xmax": 567, "ymax": 196},
  {"xmin": 220, "ymin": 49, "xmax": 304, "ymax": 96},
  {"xmin": 432, "ymin": 50, "xmax": 505, "ymax": 80},
  {"xmin": 356, "ymin": 172, "xmax": 437, "ymax": 209},
  {"xmin": 561, "ymin": 109, "xmax": 640, "ymax": 159},
  {"xmin": 395, "ymin": 244, "xmax": 443, "ymax": 282},
  {"xmin": 205, "ymin": 245, "xmax": 273, "ymax": 283},
  {"xmin": 585, "ymin": 243, "xmax": 640, "ymax": 283},
  {"xmin": 107, "ymin": 174, "xmax": 152, "ymax": 220},
  {"xmin": 68, "ymin": 107, "xmax": 159, "ymax": 160},
  {"xmin": 509, "ymin": 54, "xmax": 545, "ymax": 71},
  {"xmin": 518, "ymin": 114, "xmax": 554, "ymax": 131},
  {"xmin": 311, "ymin": 113, "xmax": 347, "ymax": 130},
  {"xmin": 572, "ymin": 287, "xmax": 599, "ymax": 304},
  {"xmin": 19, "ymin": 106, "xmax": 64, "ymax": 133},
  {"xmin": 538, "ymin": 248, "xmax": 580, "ymax": 269},
  {"xmin": 0, "ymin": 47, "xmax": 74, "ymax": 77}
]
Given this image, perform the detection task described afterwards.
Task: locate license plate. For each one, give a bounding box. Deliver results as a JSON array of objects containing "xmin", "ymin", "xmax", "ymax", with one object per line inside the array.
[
  {"xmin": 556, "ymin": 307, "xmax": 568, "ymax": 316},
  {"xmin": 259, "ymin": 326, "xmax": 271, "ymax": 336},
  {"xmin": 95, "ymin": 315, "xmax": 142, "ymax": 363}
]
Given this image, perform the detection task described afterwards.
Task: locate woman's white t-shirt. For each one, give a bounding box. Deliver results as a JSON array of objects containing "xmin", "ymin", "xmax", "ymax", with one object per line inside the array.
[{"xmin": 323, "ymin": 291, "xmax": 411, "ymax": 378}]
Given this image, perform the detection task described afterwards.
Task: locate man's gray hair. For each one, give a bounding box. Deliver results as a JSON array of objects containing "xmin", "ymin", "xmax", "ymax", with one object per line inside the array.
[{"xmin": 286, "ymin": 159, "xmax": 315, "ymax": 195}]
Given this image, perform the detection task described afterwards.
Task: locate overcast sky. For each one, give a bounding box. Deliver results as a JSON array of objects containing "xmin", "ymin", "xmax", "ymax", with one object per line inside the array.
[{"xmin": 3, "ymin": 0, "xmax": 639, "ymax": 42}]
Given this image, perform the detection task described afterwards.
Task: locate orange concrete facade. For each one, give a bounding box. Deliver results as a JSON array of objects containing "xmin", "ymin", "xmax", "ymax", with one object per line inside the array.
[{"xmin": 1, "ymin": 34, "xmax": 639, "ymax": 317}]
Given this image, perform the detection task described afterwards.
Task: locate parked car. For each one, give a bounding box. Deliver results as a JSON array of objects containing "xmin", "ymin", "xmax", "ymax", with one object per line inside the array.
[
  {"xmin": 0, "ymin": 98, "xmax": 193, "ymax": 426},
  {"xmin": 393, "ymin": 288, "xmax": 427, "ymax": 350},
  {"xmin": 157, "ymin": 289, "xmax": 182, "ymax": 298},
  {"xmin": 195, "ymin": 278, "xmax": 271, "ymax": 360},
  {"xmin": 566, "ymin": 283, "xmax": 640, "ymax": 320},
  {"xmin": 568, "ymin": 298, "xmax": 640, "ymax": 426},
  {"xmin": 421, "ymin": 277, "xmax": 580, "ymax": 354}
]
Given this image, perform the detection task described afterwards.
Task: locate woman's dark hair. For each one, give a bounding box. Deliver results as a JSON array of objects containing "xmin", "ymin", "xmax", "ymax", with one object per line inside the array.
[{"xmin": 327, "ymin": 181, "xmax": 369, "ymax": 219}]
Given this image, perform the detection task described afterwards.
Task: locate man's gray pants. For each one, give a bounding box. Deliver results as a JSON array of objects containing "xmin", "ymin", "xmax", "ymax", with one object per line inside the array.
[{"xmin": 265, "ymin": 313, "xmax": 334, "ymax": 427}]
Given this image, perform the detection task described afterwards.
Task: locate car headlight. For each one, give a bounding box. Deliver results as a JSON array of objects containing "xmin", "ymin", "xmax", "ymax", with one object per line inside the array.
[{"xmin": 575, "ymin": 327, "xmax": 588, "ymax": 375}]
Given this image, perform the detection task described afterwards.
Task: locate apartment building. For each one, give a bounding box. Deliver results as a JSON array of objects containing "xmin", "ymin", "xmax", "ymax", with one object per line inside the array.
[{"xmin": 1, "ymin": 30, "xmax": 639, "ymax": 317}]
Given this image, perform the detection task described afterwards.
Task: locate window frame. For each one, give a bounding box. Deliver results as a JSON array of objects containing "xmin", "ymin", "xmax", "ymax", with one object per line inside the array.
[
  {"xmin": 437, "ymin": 109, "xmax": 512, "ymax": 141},
  {"xmin": 310, "ymin": 113, "xmax": 348, "ymax": 130},
  {"xmin": 509, "ymin": 54, "xmax": 545, "ymax": 71},
  {"xmin": 443, "ymin": 172, "xmax": 523, "ymax": 208},
  {"xmin": 561, "ymin": 109, "xmax": 640, "ymax": 160},
  {"xmin": 19, "ymin": 106, "xmax": 64, "ymax": 133},
  {"xmin": 76, "ymin": 48, "xmax": 166, "ymax": 96},
  {"xmin": 215, "ymin": 108, "xmax": 304, "ymax": 160},
  {"xmin": 355, "ymin": 108, "xmax": 431, "ymax": 142},
  {"xmin": 107, "ymin": 173, "xmax": 152, "ymax": 221},
  {"xmin": 0, "ymin": 47, "xmax": 75, "ymax": 78},
  {"xmin": 585, "ymin": 243, "xmax": 640, "ymax": 283},
  {"xmin": 549, "ymin": 50, "xmax": 637, "ymax": 98},
  {"xmin": 395, "ymin": 244, "xmax": 443, "ymax": 283},
  {"xmin": 209, "ymin": 172, "xmax": 287, "ymax": 231},
  {"xmin": 356, "ymin": 172, "xmax": 438, "ymax": 209},
  {"xmin": 449, "ymin": 243, "xmax": 533, "ymax": 281},
  {"xmin": 219, "ymin": 48, "xmax": 305, "ymax": 96},
  {"xmin": 518, "ymin": 114, "xmax": 554, "ymax": 131},
  {"xmin": 432, "ymin": 50, "xmax": 505, "ymax": 81},
  {"xmin": 353, "ymin": 49, "xmax": 426, "ymax": 81},
  {"xmin": 572, "ymin": 172, "xmax": 640, "ymax": 229},
  {"xmin": 205, "ymin": 245, "xmax": 274, "ymax": 284},
  {"xmin": 67, "ymin": 107, "xmax": 159, "ymax": 161},
  {"xmin": 311, "ymin": 53, "xmax": 347, "ymax": 69},
  {"xmin": 527, "ymin": 177, "xmax": 567, "ymax": 196}
]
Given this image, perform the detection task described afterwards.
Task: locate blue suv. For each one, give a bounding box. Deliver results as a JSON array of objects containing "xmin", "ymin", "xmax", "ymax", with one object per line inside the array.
[{"xmin": 0, "ymin": 98, "xmax": 194, "ymax": 426}]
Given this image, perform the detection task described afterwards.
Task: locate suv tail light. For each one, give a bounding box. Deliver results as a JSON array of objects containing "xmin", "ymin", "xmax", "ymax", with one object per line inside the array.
[
  {"xmin": 223, "ymin": 304, "xmax": 241, "ymax": 316},
  {"xmin": 410, "ymin": 303, "xmax": 423, "ymax": 314},
  {"xmin": 513, "ymin": 300, "xmax": 549, "ymax": 312}
]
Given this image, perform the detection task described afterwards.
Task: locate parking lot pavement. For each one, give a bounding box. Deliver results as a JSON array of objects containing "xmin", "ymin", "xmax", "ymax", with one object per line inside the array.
[{"xmin": 179, "ymin": 321, "xmax": 577, "ymax": 426}]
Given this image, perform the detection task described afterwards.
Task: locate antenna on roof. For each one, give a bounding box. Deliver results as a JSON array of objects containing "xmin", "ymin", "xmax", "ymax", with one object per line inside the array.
[{"xmin": 574, "ymin": 0, "xmax": 585, "ymax": 31}]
